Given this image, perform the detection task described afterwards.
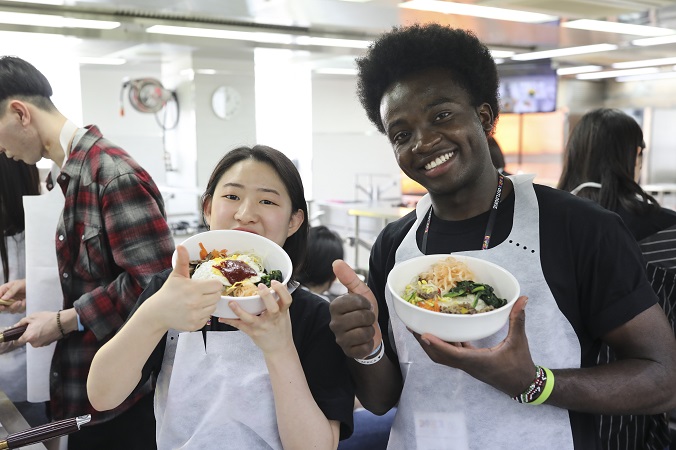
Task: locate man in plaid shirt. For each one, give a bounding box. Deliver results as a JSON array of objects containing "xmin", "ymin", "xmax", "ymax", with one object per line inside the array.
[{"xmin": 0, "ymin": 56, "xmax": 174, "ymax": 449}]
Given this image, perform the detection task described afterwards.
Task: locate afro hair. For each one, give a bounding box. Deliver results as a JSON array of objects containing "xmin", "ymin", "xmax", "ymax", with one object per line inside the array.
[{"xmin": 356, "ymin": 23, "xmax": 500, "ymax": 134}]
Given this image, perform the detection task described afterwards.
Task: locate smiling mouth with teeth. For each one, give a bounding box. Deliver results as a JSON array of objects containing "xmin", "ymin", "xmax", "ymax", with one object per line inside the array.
[{"xmin": 424, "ymin": 152, "xmax": 454, "ymax": 171}]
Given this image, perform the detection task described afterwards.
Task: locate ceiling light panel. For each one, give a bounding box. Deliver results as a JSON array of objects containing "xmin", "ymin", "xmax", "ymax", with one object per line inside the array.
[
  {"xmin": 146, "ymin": 25, "xmax": 294, "ymax": 44},
  {"xmin": 616, "ymin": 71, "xmax": 676, "ymax": 82},
  {"xmin": 562, "ymin": 19, "xmax": 675, "ymax": 37},
  {"xmin": 147, "ymin": 25, "xmax": 372, "ymax": 49},
  {"xmin": 612, "ymin": 57, "xmax": 676, "ymax": 69},
  {"xmin": 314, "ymin": 68, "xmax": 358, "ymax": 75},
  {"xmin": 632, "ymin": 35, "xmax": 676, "ymax": 46},
  {"xmin": 0, "ymin": 11, "xmax": 119, "ymax": 29},
  {"xmin": 79, "ymin": 57, "xmax": 126, "ymax": 65},
  {"xmin": 511, "ymin": 44, "xmax": 618, "ymax": 61},
  {"xmin": 399, "ymin": 0, "xmax": 558, "ymax": 23},
  {"xmin": 295, "ymin": 36, "xmax": 371, "ymax": 49},
  {"xmin": 3, "ymin": 0, "xmax": 65, "ymax": 4},
  {"xmin": 556, "ymin": 65, "xmax": 603, "ymax": 75},
  {"xmin": 576, "ymin": 67, "xmax": 659, "ymax": 80},
  {"xmin": 490, "ymin": 50, "xmax": 516, "ymax": 58}
]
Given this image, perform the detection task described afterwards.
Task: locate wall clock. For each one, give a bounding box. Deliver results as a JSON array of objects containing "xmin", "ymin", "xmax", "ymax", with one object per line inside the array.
[{"xmin": 211, "ymin": 85, "xmax": 241, "ymax": 120}]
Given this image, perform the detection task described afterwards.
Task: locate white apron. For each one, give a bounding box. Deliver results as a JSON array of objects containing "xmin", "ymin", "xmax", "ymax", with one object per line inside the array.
[
  {"xmin": 385, "ymin": 175, "xmax": 580, "ymax": 450},
  {"xmin": 155, "ymin": 329, "xmax": 281, "ymax": 449},
  {"xmin": 23, "ymin": 167, "xmax": 65, "ymax": 402},
  {"xmin": 0, "ymin": 232, "xmax": 28, "ymax": 402}
]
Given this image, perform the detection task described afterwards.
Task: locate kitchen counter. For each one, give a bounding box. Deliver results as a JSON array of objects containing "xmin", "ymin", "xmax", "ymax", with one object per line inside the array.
[{"xmin": 0, "ymin": 390, "xmax": 47, "ymax": 449}]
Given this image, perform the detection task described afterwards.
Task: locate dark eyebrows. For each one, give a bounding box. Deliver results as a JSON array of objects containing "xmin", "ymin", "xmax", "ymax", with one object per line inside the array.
[
  {"xmin": 222, "ymin": 182, "xmax": 244, "ymax": 189},
  {"xmin": 221, "ymin": 182, "xmax": 281, "ymax": 197},
  {"xmin": 384, "ymin": 96, "xmax": 456, "ymax": 135},
  {"xmin": 258, "ymin": 187, "xmax": 282, "ymax": 196},
  {"xmin": 424, "ymin": 96, "xmax": 455, "ymax": 111}
]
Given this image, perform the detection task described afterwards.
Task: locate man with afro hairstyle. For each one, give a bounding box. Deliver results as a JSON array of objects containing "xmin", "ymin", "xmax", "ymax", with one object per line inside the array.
[{"xmin": 328, "ymin": 23, "xmax": 676, "ymax": 449}]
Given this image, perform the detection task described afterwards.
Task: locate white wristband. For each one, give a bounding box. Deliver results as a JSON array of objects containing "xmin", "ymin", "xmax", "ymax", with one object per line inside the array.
[{"xmin": 354, "ymin": 341, "xmax": 385, "ymax": 365}]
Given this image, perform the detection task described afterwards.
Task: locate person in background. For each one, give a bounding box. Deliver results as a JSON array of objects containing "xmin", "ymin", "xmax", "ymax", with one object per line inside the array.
[
  {"xmin": 487, "ymin": 135, "xmax": 511, "ymax": 176},
  {"xmin": 297, "ymin": 225, "xmax": 396, "ymax": 450},
  {"xmin": 558, "ymin": 107, "xmax": 676, "ymax": 242},
  {"xmin": 327, "ymin": 23, "xmax": 676, "ymax": 449},
  {"xmin": 297, "ymin": 225, "xmax": 345, "ymax": 301},
  {"xmin": 87, "ymin": 145, "xmax": 355, "ymax": 449},
  {"xmin": 0, "ymin": 56, "xmax": 175, "ymax": 449},
  {"xmin": 0, "ymin": 154, "xmax": 48, "ymax": 427},
  {"xmin": 558, "ymin": 107, "xmax": 676, "ymax": 450}
]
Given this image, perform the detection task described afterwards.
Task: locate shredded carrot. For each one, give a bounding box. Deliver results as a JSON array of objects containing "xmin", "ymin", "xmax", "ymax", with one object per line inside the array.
[
  {"xmin": 418, "ymin": 300, "xmax": 439, "ymax": 312},
  {"xmin": 198, "ymin": 243, "xmax": 229, "ymax": 260}
]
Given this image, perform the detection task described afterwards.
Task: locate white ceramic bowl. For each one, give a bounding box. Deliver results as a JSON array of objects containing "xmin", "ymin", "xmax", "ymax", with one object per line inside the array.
[
  {"xmin": 387, "ymin": 254, "xmax": 520, "ymax": 342},
  {"xmin": 173, "ymin": 230, "xmax": 293, "ymax": 318}
]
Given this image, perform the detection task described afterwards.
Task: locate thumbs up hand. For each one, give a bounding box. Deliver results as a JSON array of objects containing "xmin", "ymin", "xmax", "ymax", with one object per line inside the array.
[
  {"xmin": 148, "ymin": 245, "xmax": 223, "ymax": 332},
  {"xmin": 329, "ymin": 260, "xmax": 382, "ymax": 359}
]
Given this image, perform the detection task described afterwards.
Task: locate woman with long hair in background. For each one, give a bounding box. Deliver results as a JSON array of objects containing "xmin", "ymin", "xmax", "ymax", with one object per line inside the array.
[
  {"xmin": 558, "ymin": 108, "xmax": 676, "ymax": 241},
  {"xmin": 0, "ymin": 153, "xmax": 48, "ymax": 426},
  {"xmin": 558, "ymin": 108, "xmax": 676, "ymax": 450}
]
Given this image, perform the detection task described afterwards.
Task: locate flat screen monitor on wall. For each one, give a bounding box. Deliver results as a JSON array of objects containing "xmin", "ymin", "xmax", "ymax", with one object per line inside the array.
[{"xmin": 498, "ymin": 62, "xmax": 557, "ymax": 114}]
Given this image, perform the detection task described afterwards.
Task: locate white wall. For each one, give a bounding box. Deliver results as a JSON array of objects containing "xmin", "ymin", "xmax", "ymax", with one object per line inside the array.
[
  {"xmin": 606, "ymin": 79, "xmax": 676, "ymax": 185},
  {"xmin": 557, "ymin": 78, "xmax": 605, "ymax": 114},
  {"xmin": 647, "ymin": 108, "xmax": 676, "ymax": 184},
  {"xmin": 311, "ymin": 75, "xmax": 400, "ymax": 202},
  {"xmin": 193, "ymin": 55, "xmax": 258, "ymax": 190},
  {"xmin": 80, "ymin": 63, "xmax": 209, "ymax": 218},
  {"xmin": 80, "ymin": 64, "xmax": 166, "ymax": 185},
  {"xmin": 255, "ymin": 48, "xmax": 314, "ymax": 196},
  {"xmin": 80, "ymin": 65, "xmax": 404, "ymax": 208},
  {"xmin": 84, "ymin": 61, "xmax": 670, "ymax": 213},
  {"xmin": 80, "ymin": 56, "xmax": 259, "ymax": 219}
]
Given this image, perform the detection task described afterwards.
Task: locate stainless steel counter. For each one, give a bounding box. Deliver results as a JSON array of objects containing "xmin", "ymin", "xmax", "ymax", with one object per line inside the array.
[{"xmin": 0, "ymin": 391, "xmax": 47, "ymax": 449}]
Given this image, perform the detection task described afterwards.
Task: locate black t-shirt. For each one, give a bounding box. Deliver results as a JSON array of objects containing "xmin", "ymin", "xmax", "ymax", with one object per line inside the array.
[
  {"xmin": 368, "ymin": 183, "xmax": 658, "ymax": 450},
  {"xmin": 133, "ymin": 270, "xmax": 355, "ymax": 440},
  {"xmin": 614, "ymin": 204, "xmax": 676, "ymax": 242}
]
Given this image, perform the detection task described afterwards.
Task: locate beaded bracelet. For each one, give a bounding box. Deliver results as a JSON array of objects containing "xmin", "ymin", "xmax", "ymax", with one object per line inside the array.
[
  {"xmin": 512, "ymin": 365, "xmax": 554, "ymax": 405},
  {"xmin": 56, "ymin": 310, "xmax": 67, "ymax": 338},
  {"xmin": 530, "ymin": 367, "xmax": 555, "ymax": 405},
  {"xmin": 354, "ymin": 341, "xmax": 385, "ymax": 365}
]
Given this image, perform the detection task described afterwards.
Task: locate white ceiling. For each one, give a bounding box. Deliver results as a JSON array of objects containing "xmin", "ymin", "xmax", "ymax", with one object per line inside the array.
[{"xmin": 2, "ymin": 0, "xmax": 676, "ymax": 71}]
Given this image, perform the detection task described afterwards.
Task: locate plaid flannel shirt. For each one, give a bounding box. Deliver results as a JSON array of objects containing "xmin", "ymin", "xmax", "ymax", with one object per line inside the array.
[{"xmin": 50, "ymin": 125, "xmax": 175, "ymax": 424}]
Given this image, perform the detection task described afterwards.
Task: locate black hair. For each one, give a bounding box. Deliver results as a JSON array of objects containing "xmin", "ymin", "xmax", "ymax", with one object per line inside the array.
[
  {"xmin": 558, "ymin": 108, "xmax": 658, "ymax": 215},
  {"xmin": 356, "ymin": 23, "xmax": 500, "ymax": 134},
  {"xmin": 296, "ymin": 226, "xmax": 344, "ymax": 289},
  {"xmin": 201, "ymin": 145, "xmax": 308, "ymax": 277},
  {"xmin": 0, "ymin": 56, "xmax": 55, "ymax": 113},
  {"xmin": 0, "ymin": 153, "xmax": 41, "ymax": 282}
]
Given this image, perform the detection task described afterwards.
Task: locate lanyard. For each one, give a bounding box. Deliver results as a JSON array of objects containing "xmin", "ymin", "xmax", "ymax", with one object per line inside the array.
[{"xmin": 421, "ymin": 173, "xmax": 504, "ymax": 255}]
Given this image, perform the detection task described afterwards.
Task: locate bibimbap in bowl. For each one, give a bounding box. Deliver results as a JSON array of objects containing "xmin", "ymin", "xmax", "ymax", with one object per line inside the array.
[
  {"xmin": 173, "ymin": 230, "xmax": 293, "ymax": 318},
  {"xmin": 387, "ymin": 254, "xmax": 520, "ymax": 342}
]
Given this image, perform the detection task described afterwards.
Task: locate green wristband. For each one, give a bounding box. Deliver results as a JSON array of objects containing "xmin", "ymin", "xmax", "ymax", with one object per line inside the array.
[{"xmin": 530, "ymin": 367, "xmax": 554, "ymax": 405}]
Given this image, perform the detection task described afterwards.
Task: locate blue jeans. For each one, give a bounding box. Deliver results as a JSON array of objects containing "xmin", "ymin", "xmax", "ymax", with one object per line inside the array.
[{"xmin": 339, "ymin": 407, "xmax": 397, "ymax": 450}]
